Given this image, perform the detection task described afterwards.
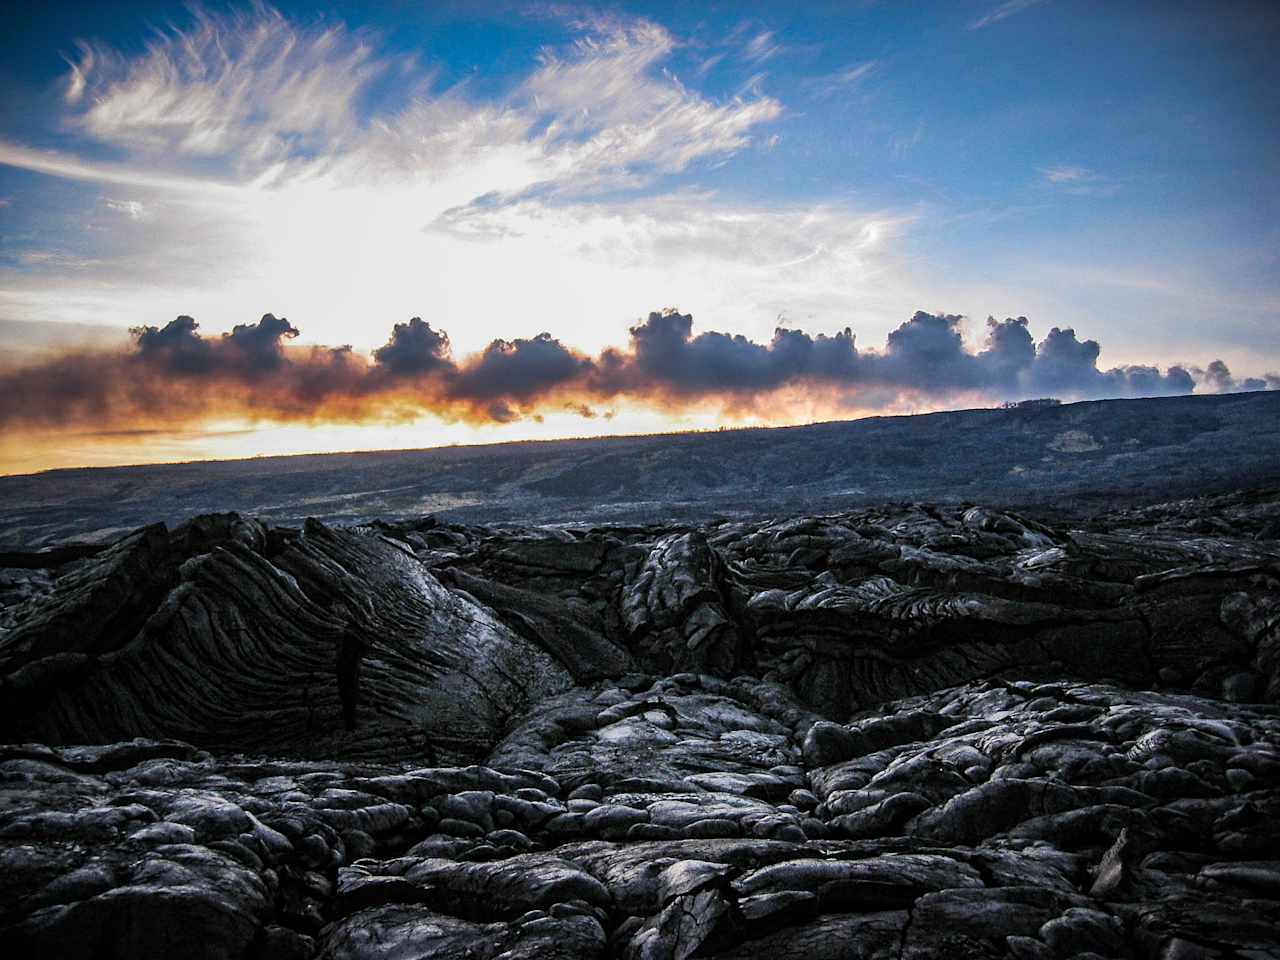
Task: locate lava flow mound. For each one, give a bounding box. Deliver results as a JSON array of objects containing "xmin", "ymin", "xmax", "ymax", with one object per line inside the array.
[{"xmin": 1, "ymin": 491, "xmax": 1278, "ymax": 958}]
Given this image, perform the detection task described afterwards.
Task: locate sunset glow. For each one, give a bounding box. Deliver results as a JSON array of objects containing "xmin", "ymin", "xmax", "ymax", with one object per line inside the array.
[{"xmin": 2, "ymin": 2, "xmax": 1277, "ymax": 474}]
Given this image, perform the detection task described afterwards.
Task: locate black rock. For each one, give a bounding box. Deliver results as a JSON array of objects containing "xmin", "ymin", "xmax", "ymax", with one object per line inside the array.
[{"xmin": 1, "ymin": 491, "xmax": 1278, "ymax": 957}]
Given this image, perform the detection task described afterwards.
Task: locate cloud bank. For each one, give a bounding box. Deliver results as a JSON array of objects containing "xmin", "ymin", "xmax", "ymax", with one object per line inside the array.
[
  {"xmin": 54, "ymin": 6, "xmax": 780, "ymax": 195},
  {"xmin": 2, "ymin": 5, "xmax": 834, "ymax": 362},
  {"xmin": 1, "ymin": 310, "xmax": 1256, "ymax": 435},
  {"xmin": 2, "ymin": 0, "xmax": 1275, "ymax": 428},
  {"xmin": 1193, "ymin": 359, "xmax": 1280, "ymax": 395}
]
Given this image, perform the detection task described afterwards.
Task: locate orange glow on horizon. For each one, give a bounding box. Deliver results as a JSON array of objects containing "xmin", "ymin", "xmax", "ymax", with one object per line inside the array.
[{"xmin": 0, "ymin": 391, "xmax": 947, "ymax": 476}]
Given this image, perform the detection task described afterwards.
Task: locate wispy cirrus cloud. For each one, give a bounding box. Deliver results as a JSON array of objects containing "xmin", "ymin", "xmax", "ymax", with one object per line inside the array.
[
  {"xmin": 0, "ymin": 140, "xmax": 236, "ymax": 193},
  {"xmin": 17, "ymin": 251, "xmax": 105, "ymax": 270},
  {"xmin": 1042, "ymin": 165, "xmax": 1091, "ymax": 185},
  {"xmin": 522, "ymin": 18, "xmax": 781, "ymax": 190},
  {"xmin": 722, "ymin": 20, "xmax": 818, "ymax": 69},
  {"xmin": 62, "ymin": 7, "xmax": 384, "ymax": 173},
  {"xmin": 103, "ymin": 198, "xmax": 149, "ymax": 220},
  {"xmin": 1039, "ymin": 164, "xmax": 1119, "ymax": 196},
  {"xmin": 694, "ymin": 51, "xmax": 727, "ymax": 78},
  {"xmin": 0, "ymin": 5, "xmax": 805, "ymax": 352},
  {"xmin": 805, "ymin": 61, "xmax": 878, "ymax": 100},
  {"xmin": 1, "ymin": 1, "xmax": 1274, "ymax": 473},
  {"xmin": 969, "ymin": 0, "xmax": 1050, "ymax": 31},
  {"xmin": 742, "ymin": 30, "xmax": 783, "ymax": 65},
  {"xmin": 43, "ymin": 6, "xmax": 781, "ymax": 197}
]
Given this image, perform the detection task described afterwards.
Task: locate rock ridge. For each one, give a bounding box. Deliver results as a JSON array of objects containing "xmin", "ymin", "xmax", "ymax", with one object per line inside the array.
[{"xmin": 1, "ymin": 490, "xmax": 1278, "ymax": 956}]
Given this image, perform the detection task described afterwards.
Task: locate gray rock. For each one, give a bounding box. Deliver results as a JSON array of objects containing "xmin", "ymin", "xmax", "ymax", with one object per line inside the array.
[
  {"xmin": 4, "ymin": 844, "xmax": 271, "ymax": 960},
  {"xmin": 4, "ymin": 495, "xmax": 1280, "ymax": 958}
]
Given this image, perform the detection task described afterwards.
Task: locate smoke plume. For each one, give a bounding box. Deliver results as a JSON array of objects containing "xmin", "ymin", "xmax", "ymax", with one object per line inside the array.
[
  {"xmin": 0, "ymin": 309, "xmax": 1268, "ymax": 435},
  {"xmin": 1192, "ymin": 359, "xmax": 1278, "ymax": 394}
]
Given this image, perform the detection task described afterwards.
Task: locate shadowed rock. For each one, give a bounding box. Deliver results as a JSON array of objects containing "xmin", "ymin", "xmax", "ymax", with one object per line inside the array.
[{"xmin": 1, "ymin": 491, "xmax": 1278, "ymax": 957}]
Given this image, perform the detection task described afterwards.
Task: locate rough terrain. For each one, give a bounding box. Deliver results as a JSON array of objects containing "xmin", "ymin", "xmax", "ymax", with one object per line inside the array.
[
  {"xmin": 2, "ymin": 390, "xmax": 1278, "ymax": 547},
  {"xmin": 1, "ymin": 489, "xmax": 1279, "ymax": 958}
]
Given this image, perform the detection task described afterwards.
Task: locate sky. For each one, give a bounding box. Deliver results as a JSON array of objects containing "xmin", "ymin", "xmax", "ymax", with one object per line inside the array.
[{"xmin": 0, "ymin": 0, "xmax": 1277, "ymax": 474}]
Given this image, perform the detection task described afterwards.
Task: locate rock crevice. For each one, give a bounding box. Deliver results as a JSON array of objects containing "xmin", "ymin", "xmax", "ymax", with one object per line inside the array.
[{"xmin": 1, "ymin": 490, "xmax": 1278, "ymax": 957}]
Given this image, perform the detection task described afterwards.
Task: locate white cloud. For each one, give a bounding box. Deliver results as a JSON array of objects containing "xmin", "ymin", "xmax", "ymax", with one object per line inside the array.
[
  {"xmin": 1, "ymin": 5, "xmax": 881, "ymax": 358},
  {"xmin": 18, "ymin": 251, "xmax": 104, "ymax": 270},
  {"xmin": 1042, "ymin": 164, "xmax": 1089, "ymax": 184},
  {"xmin": 62, "ymin": 44, "xmax": 92, "ymax": 103},
  {"xmin": 521, "ymin": 17, "xmax": 781, "ymax": 190},
  {"xmin": 888, "ymin": 121, "xmax": 926, "ymax": 161},
  {"xmin": 46, "ymin": 7, "xmax": 780, "ymax": 200},
  {"xmin": 728, "ymin": 24, "xmax": 820, "ymax": 68},
  {"xmin": 742, "ymin": 31, "xmax": 781, "ymax": 64},
  {"xmin": 969, "ymin": 0, "xmax": 1049, "ymax": 31},
  {"xmin": 0, "ymin": 140, "xmax": 235, "ymax": 194},
  {"xmin": 1039, "ymin": 164, "xmax": 1118, "ymax": 196},
  {"xmin": 427, "ymin": 192, "xmax": 917, "ymax": 351},
  {"xmin": 13, "ymin": 3, "xmax": 1244, "ymax": 393},
  {"xmin": 103, "ymin": 198, "xmax": 149, "ymax": 220},
  {"xmin": 806, "ymin": 61, "xmax": 878, "ymax": 99},
  {"xmin": 694, "ymin": 52, "xmax": 726, "ymax": 77},
  {"xmin": 0, "ymin": 178, "xmax": 916, "ymax": 360},
  {"xmin": 65, "ymin": 7, "xmax": 382, "ymax": 173}
]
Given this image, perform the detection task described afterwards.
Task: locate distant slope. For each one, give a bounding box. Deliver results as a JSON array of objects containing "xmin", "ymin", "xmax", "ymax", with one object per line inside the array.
[{"xmin": 1, "ymin": 391, "xmax": 1277, "ymax": 547}]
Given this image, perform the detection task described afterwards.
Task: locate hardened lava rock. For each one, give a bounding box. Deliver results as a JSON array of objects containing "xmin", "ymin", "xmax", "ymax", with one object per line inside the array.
[{"xmin": 1, "ymin": 490, "xmax": 1278, "ymax": 957}]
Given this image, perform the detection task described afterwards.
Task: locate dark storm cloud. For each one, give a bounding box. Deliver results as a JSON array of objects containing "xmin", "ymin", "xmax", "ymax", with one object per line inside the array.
[
  {"xmin": 0, "ymin": 307, "xmax": 1254, "ymax": 434},
  {"xmin": 593, "ymin": 310, "xmax": 1197, "ymax": 403},
  {"xmin": 0, "ymin": 313, "xmax": 361, "ymax": 431},
  {"xmin": 222, "ymin": 313, "xmax": 300, "ymax": 368},
  {"xmin": 366, "ymin": 321, "xmax": 594, "ymax": 420},
  {"xmin": 133, "ymin": 315, "xmax": 212, "ymax": 373},
  {"xmin": 1194, "ymin": 359, "xmax": 1277, "ymax": 394},
  {"xmin": 133, "ymin": 313, "xmax": 301, "ymax": 377},
  {"xmin": 1027, "ymin": 326, "xmax": 1194, "ymax": 398},
  {"xmin": 596, "ymin": 310, "xmax": 859, "ymax": 394},
  {"xmin": 0, "ymin": 352, "xmax": 127, "ymax": 429},
  {"xmin": 879, "ymin": 312, "xmax": 977, "ymax": 388},
  {"xmin": 978, "ymin": 316, "xmax": 1037, "ymax": 384},
  {"xmin": 370, "ymin": 318, "xmax": 452, "ymax": 378},
  {"xmin": 453, "ymin": 333, "xmax": 594, "ymax": 403}
]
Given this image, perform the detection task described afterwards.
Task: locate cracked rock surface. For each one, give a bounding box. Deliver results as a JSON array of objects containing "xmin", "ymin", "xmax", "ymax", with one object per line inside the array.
[{"xmin": 1, "ymin": 490, "xmax": 1279, "ymax": 957}]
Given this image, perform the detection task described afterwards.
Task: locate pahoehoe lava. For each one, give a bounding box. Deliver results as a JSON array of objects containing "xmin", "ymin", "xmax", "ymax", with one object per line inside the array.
[{"xmin": 1, "ymin": 489, "xmax": 1278, "ymax": 957}]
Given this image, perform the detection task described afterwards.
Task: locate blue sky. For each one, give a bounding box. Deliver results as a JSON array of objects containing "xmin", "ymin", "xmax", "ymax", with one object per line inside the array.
[{"xmin": 0, "ymin": 1, "xmax": 1277, "ymax": 469}]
